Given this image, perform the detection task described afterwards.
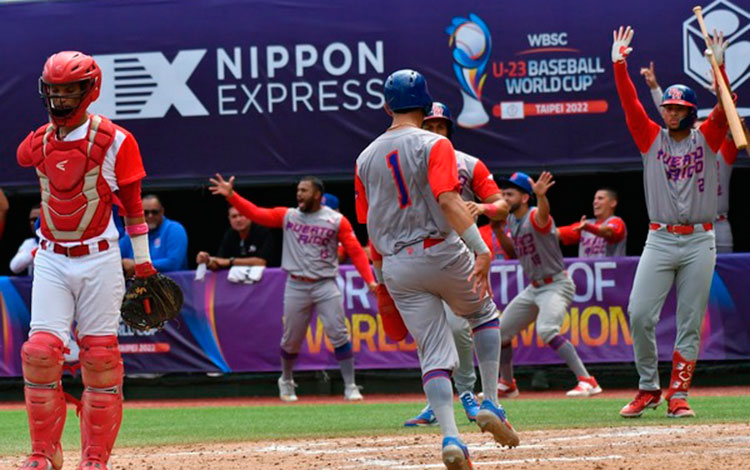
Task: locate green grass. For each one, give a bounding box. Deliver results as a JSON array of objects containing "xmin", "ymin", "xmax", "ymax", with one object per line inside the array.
[{"xmin": 2, "ymin": 395, "xmax": 749, "ymax": 456}]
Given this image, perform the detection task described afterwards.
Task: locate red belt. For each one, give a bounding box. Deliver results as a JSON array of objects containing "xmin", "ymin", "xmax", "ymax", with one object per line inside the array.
[
  {"xmin": 423, "ymin": 238, "xmax": 445, "ymax": 248},
  {"xmin": 649, "ymin": 222, "xmax": 713, "ymax": 235},
  {"xmin": 290, "ymin": 274, "xmax": 320, "ymax": 283},
  {"xmin": 40, "ymin": 240, "xmax": 109, "ymax": 257},
  {"xmin": 531, "ymin": 271, "xmax": 566, "ymax": 288}
]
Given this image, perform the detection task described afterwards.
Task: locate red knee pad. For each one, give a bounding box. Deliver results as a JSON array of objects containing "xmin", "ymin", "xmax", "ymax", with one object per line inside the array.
[
  {"xmin": 79, "ymin": 335, "xmax": 123, "ymax": 389},
  {"xmin": 21, "ymin": 332, "xmax": 65, "ymax": 384}
]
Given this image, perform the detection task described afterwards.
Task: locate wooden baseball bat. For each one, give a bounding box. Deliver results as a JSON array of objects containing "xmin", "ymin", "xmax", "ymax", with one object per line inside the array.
[{"xmin": 693, "ymin": 6, "xmax": 748, "ymax": 149}]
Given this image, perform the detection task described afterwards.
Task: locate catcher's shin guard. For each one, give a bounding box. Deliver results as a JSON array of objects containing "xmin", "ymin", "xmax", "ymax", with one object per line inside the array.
[
  {"xmin": 664, "ymin": 350, "xmax": 696, "ymax": 400},
  {"xmin": 21, "ymin": 332, "xmax": 67, "ymax": 470},
  {"xmin": 79, "ymin": 335, "xmax": 124, "ymax": 466}
]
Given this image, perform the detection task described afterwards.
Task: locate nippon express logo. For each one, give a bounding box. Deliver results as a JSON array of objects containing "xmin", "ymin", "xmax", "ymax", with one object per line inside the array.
[{"xmin": 89, "ymin": 42, "xmax": 386, "ymax": 120}]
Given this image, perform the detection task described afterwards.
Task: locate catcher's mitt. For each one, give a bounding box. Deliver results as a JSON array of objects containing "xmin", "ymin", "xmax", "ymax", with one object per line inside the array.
[{"xmin": 121, "ymin": 273, "xmax": 184, "ymax": 331}]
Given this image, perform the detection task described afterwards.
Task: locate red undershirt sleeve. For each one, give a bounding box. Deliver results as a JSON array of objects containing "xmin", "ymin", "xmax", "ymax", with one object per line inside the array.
[
  {"xmin": 338, "ymin": 216, "xmax": 375, "ymax": 284},
  {"xmin": 529, "ymin": 208, "xmax": 553, "ymax": 234},
  {"xmin": 427, "ymin": 139, "xmax": 461, "ymax": 199},
  {"xmin": 355, "ymin": 165, "xmax": 369, "ymax": 224},
  {"xmin": 557, "ymin": 224, "xmax": 581, "ymax": 245},
  {"xmin": 614, "ymin": 61, "xmax": 661, "ymax": 154},
  {"xmin": 226, "ymin": 192, "xmax": 287, "ymax": 228},
  {"xmin": 471, "ymin": 160, "xmax": 501, "ymax": 200}
]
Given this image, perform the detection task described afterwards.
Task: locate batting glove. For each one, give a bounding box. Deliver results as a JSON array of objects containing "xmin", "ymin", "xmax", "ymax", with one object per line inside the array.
[
  {"xmin": 611, "ymin": 26, "xmax": 634, "ymax": 63},
  {"xmin": 706, "ymin": 28, "xmax": 728, "ymax": 67}
]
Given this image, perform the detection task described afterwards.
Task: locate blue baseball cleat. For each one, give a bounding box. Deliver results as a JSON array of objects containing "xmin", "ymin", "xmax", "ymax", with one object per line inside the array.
[
  {"xmin": 476, "ymin": 400, "xmax": 520, "ymax": 448},
  {"xmin": 404, "ymin": 404, "xmax": 437, "ymax": 427},
  {"xmin": 441, "ymin": 436, "xmax": 473, "ymax": 470},
  {"xmin": 459, "ymin": 391, "xmax": 479, "ymax": 422}
]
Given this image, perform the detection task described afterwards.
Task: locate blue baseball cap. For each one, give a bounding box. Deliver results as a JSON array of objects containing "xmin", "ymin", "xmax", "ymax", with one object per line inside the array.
[
  {"xmin": 322, "ymin": 193, "xmax": 340, "ymax": 210},
  {"xmin": 498, "ymin": 172, "xmax": 533, "ymax": 194}
]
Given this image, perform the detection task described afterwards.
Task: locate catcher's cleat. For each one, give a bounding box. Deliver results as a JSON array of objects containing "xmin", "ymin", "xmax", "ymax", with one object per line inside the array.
[
  {"xmin": 344, "ymin": 384, "xmax": 364, "ymax": 401},
  {"xmin": 441, "ymin": 436, "xmax": 473, "ymax": 470},
  {"xmin": 566, "ymin": 376, "xmax": 603, "ymax": 397},
  {"xmin": 404, "ymin": 404, "xmax": 437, "ymax": 427},
  {"xmin": 277, "ymin": 377, "xmax": 298, "ymax": 402},
  {"xmin": 619, "ymin": 390, "xmax": 663, "ymax": 418},
  {"xmin": 19, "ymin": 453, "xmax": 62, "ymax": 470},
  {"xmin": 497, "ymin": 378, "xmax": 520, "ymax": 399},
  {"xmin": 459, "ymin": 391, "xmax": 479, "ymax": 422},
  {"xmin": 667, "ymin": 398, "xmax": 695, "ymax": 418},
  {"xmin": 476, "ymin": 400, "xmax": 520, "ymax": 448}
]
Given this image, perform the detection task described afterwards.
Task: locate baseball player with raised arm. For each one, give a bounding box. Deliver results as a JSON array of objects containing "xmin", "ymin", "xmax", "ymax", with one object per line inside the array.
[
  {"xmin": 356, "ymin": 69, "xmax": 518, "ymax": 470},
  {"xmin": 209, "ymin": 175, "xmax": 376, "ymax": 402},
  {"xmin": 557, "ymin": 188, "xmax": 627, "ymax": 258},
  {"xmin": 612, "ymin": 26, "xmax": 729, "ymax": 418},
  {"xmin": 493, "ymin": 172, "xmax": 601, "ymax": 398},
  {"xmin": 16, "ymin": 51, "xmax": 155, "ymax": 470},
  {"xmin": 640, "ymin": 37, "xmax": 746, "ymax": 253},
  {"xmin": 404, "ymin": 102, "xmax": 509, "ymax": 427}
]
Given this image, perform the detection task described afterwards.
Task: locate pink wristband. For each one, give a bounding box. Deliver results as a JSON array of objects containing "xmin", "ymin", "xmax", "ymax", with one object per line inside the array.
[
  {"xmin": 126, "ymin": 222, "xmax": 149, "ymax": 236},
  {"xmin": 482, "ymin": 203, "xmax": 499, "ymax": 218}
]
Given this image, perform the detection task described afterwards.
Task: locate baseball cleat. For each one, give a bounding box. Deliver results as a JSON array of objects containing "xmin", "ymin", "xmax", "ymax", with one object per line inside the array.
[
  {"xmin": 19, "ymin": 454, "xmax": 62, "ymax": 470},
  {"xmin": 476, "ymin": 400, "xmax": 520, "ymax": 448},
  {"xmin": 277, "ymin": 377, "xmax": 298, "ymax": 402},
  {"xmin": 404, "ymin": 404, "xmax": 438, "ymax": 427},
  {"xmin": 619, "ymin": 389, "xmax": 662, "ymax": 418},
  {"xmin": 498, "ymin": 378, "xmax": 520, "ymax": 399},
  {"xmin": 459, "ymin": 391, "xmax": 479, "ymax": 422},
  {"xmin": 441, "ymin": 436, "xmax": 473, "ymax": 470},
  {"xmin": 566, "ymin": 376, "xmax": 603, "ymax": 397},
  {"xmin": 79, "ymin": 460, "xmax": 108, "ymax": 470},
  {"xmin": 344, "ymin": 384, "xmax": 364, "ymax": 401},
  {"xmin": 667, "ymin": 398, "xmax": 695, "ymax": 418}
]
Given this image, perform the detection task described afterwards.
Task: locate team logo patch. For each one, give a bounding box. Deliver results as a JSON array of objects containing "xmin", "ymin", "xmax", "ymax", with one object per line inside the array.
[{"xmin": 667, "ymin": 87, "xmax": 684, "ymax": 100}]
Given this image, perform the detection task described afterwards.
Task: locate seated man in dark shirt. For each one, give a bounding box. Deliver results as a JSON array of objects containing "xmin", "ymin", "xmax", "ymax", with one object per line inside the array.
[{"xmin": 196, "ymin": 206, "xmax": 276, "ymax": 269}]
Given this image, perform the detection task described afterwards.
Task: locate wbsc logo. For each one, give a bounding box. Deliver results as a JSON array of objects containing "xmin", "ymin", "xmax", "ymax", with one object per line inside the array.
[
  {"xmin": 683, "ymin": 0, "xmax": 750, "ymax": 115},
  {"xmin": 89, "ymin": 50, "xmax": 209, "ymax": 120}
]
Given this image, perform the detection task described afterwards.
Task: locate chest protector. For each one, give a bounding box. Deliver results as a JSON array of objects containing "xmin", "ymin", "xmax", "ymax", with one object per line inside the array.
[{"xmin": 18, "ymin": 115, "xmax": 116, "ymax": 242}]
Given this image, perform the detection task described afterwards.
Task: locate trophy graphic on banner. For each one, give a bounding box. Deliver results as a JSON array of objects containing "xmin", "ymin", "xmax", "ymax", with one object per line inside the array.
[{"xmin": 446, "ymin": 13, "xmax": 492, "ymax": 128}]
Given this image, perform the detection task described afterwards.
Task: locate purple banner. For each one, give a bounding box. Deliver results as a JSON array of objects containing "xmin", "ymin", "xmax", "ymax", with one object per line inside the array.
[
  {"xmin": 3, "ymin": 0, "xmax": 750, "ymax": 187},
  {"xmin": 2, "ymin": 256, "xmax": 749, "ymax": 377}
]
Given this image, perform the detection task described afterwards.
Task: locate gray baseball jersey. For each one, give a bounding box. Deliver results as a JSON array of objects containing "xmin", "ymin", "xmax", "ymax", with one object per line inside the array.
[
  {"xmin": 642, "ymin": 129, "xmax": 718, "ymax": 224},
  {"xmin": 355, "ymin": 127, "xmax": 454, "ymax": 256},
  {"xmin": 507, "ymin": 208, "xmax": 564, "ymax": 282},
  {"xmin": 282, "ymin": 206, "xmax": 342, "ymax": 279},
  {"xmin": 579, "ymin": 216, "xmax": 627, "ymax": 258}
]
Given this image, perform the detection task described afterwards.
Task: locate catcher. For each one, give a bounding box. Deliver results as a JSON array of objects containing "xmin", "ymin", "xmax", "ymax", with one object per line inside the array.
[{"xmin": 16, "ymin": 51, "xmax": 179, "ymax": 470}]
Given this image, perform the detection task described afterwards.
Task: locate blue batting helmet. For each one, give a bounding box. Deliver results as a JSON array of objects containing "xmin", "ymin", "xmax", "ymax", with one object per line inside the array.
[
  {"xmin": 384, "ymin": 69, "xmax": 433, "ymax": 114},
  {"xmin": 322, "ymin": 193, "xmax": 339, "ymax": 211},
  {"xmin": 424, "ymin": 102, "xmax": 454, "ymax": 137},
  {"xmin": 661, "ymin": 84, "xmax": 697, "ymax": 130}
]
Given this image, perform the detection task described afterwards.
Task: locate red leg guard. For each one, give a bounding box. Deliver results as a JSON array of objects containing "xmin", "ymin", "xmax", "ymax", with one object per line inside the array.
[
  {"xmin": 78, "ymin": 335, "xmax": 124, "ymax": 468},
  {"xmin": 20, "ymin": 332, "xmax": 66, "ymax": 470},
  {"xmin": 664, "ymin": 350, "xmax": 697, "ymax": 401}
]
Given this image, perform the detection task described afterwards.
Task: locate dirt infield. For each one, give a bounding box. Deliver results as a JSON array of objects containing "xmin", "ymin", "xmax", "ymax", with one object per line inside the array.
[
  {"xmin": 9, "ymin": 422, "xmax": 744, "ymax": 470},
  {"xmin": 3, "ymin": 387, "xmax": 750, "ymax": 469}
]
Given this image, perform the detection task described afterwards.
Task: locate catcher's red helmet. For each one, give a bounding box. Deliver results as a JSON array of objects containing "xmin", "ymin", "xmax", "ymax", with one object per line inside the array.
[{"xmin": 39, "ymin": 51, "xmax": 102, "ymax": 127}]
